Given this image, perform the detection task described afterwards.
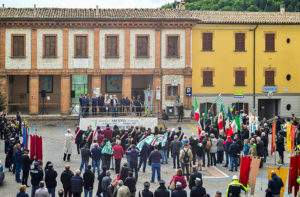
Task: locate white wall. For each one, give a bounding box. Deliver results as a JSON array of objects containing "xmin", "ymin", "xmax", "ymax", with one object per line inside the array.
[
  {"xmin": 5, "ymin": 28, "xmax": 31, "ymax": 69},
  {"xmin": 162, "ymin": 75, "xmax": 184, "ymax": 111},
  {"xmin": 130, "ymin": 29, "xmax": 155, "ymax": 69},
  {"xmin": 100, "ymin": 29, "xmax": 125, "ymax": 69},
  {"xmin": 37, "ymin": 29, "xmax": 63, "ymax": 69},
  {"xmin": 68, "ymin": 29, "xmax": 94, "ymax": 69},
  {"xmin": 161, "ymin": 29, "xmax": 185, "ymax": 69}
]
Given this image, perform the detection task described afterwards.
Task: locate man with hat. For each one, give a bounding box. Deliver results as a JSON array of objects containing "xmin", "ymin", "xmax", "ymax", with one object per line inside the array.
[
  {"xmin": 226, "ymin": 175, "xmax": 249, "ymax": 197},
  {"xmin": 138, "ymin": 182, "xmax": 153, "ymax": 197},
  {"xmin": 171, "ymin": 182, "xmax": 187, "ymax": 197},
  {"xmin": 190, "ymin": 178, "xmax": 206, "ymax": 197},
  {"xmin": 45, "ymin": 162, "xmax": 58, "ymax": 197},
  {"xmin": 30, "ymin": 161, "xmax": 44, "ymax": 197},
  {"xmin": 189, "ymin": 165, "xmax": 203, "ymax": 189},
  {"xmin": 154, "ymin": 180, "xmax": 170, "ymax": 197},
  {"xmin": 21, "ymin": 149, "xmax": 31, "ymax": 187}
]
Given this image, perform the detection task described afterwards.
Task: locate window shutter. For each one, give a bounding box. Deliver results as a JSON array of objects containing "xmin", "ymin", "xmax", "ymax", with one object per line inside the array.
[
  {"xmin": 44, "ymin": 36, "xmax": 56, "ymax": 57},
  {"xmin": 244, "ymin": 103, "xmax": 249, "ymax": 114},
  {"xmin": 202, "ymin": 33, "xmax": 212, "ymax": 51},
  {"xmin": 167, "ymin": 36, "xmax": 179, "ymax": 57},
  {"xmin": 106, "ymin": 36, "xmax": 118, "ymax": 57},
  {"xmin": 265, "ymin": 71, "xmax": 275, "ymax": 86},
  {"xmin": 235, "ymin": 33, "xmax": 245, "ymax": 51},
  {"xmin": 235, "ymin": 70, "xmax": 245, "ymax": 86},
  {"xmin": 137, "ymin": 36, "xmax": 148, "ymax": 57},
  {"xmin": 265, "ymin": 34, "xmax": 275, "ymax": 51},
  {"xmin": 203, "ymin": 71, "xmax": 213, "ymax": 86},
  {"xmin": 13, "ymin": 36, "xmax": 25, "ymax": 57},
  {"xmin": 76, "ymin": 36, "xmax": 87, "ymax": 57}
]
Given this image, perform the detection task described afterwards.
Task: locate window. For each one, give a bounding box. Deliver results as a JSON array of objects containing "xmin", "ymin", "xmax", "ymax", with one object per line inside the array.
[
  {"xmin": 202, "ymin": 33, "xmax": 213, "ymax": 51},
  {"xmin": 39, "ymin": 75, "xmax": 53, "ymax": 93},
  {"xmin": 136, "ymin": 35, "xmax": 149, "ymax": 57},
  {"xmin": 200, "ymin": 102, "xmax": 216, "ymax": 115},
  {"xmin": 265, "ymin": 70, "xmax": 275, "ymax": 86},
  {"xmin": 43, "ymin": 35, "xmax": 57, "ymax": 57},
  {"xmin": 265, "ymin": 33, "xmax": 275, "ymax": 52},
  {"xmin": 235, "ymin": 70, "xmax": 245, "ymax": 86},
  {"xmin": 167, "ymin": 35, "xmax": 179, "ymax": 57},
  {"xmin": 167, "ymin": 86, "xmax": 178, "ymax": 97},
  {"xmin": 235, "ymin": 33, "xmax": 245, "ymax": 51},
  {"xmin": 232, "ymin": 102, "xmax": 248, "ymax": 114},
  {"xmin": 106, "ymin": 35, "xmax": 119, "ymax": 57},
  {"xmin": 203, "ymin": 71, "xmax": 213, "ymax": 86},
  {"xmin": 75, "ymin": 35, "xmax": 88, "ymax": 57},
  {"xmin": 12, "ymin": 35, "xmax": 25, "ymax": 57}
]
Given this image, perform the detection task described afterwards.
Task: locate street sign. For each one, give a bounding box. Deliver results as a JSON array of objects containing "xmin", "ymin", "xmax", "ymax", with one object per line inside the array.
[
  {"xmin": 234, "ymin": 90, "xmax": 244, "ymax": 98},
  {"xmin": 262, "ymin": 86, "xmax": 278, "ymax": 92},
  {"xmin": 186, "ymin": 87, "xmax": 192, "ymax": 97}
]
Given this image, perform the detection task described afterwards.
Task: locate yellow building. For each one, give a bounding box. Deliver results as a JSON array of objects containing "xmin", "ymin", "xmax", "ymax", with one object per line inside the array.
[{"xmin": 191, "ymin": 11, "xmax": 300, "ymax": 119}]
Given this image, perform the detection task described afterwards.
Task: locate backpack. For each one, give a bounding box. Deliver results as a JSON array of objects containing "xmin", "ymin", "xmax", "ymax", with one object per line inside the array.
[
  {"xmin": 183, "ymin": 149, "xmax": 190, "ymax": 163},
  {"xmin": 206, "ymin": 139, "xmax": 212, "ymax": 149}
]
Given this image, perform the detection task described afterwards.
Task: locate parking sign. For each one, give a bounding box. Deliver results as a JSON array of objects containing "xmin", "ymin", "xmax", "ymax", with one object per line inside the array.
[{"xmin": 186, "ymin": 87, "xmax": 192, "ymax": 97}]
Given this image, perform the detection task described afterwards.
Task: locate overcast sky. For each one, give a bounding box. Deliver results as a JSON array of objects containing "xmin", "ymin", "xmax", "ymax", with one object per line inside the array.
[{"xmin": 1, "ymin": 0, "xmax": 175, "ymax": 8}]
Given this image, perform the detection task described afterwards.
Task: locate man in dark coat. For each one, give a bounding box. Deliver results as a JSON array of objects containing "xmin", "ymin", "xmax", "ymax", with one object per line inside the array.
[
  {"xmin": 30, "ymin": 161, "xmax": 44, "ymax": 197},
  {"xmin": 71, "ymin": 169, "xmax": 84, "ymax": 197},
  {"xmin": 139, "ymin": 182, "xmax": 153, "ymax": 197},
  {"xmin": 124, "ymin": 171, "xmax": 137, "ymax": 197},
  {"xmin": 21, "ymin": 149, "xmax": 31, "ymax": 187},
  {"xmin": 190, "ymin": 178, "xmax": 206, "ymax": 197},
  {"xmin": 60, "ymin": 164, "xmax": 74, "ymax": 197},
  {"xmin": 256, "ymin": 137, "xmax": 265, "ymax": 168},
  {"xmin": 171, "ymin": 182, "xmax": 187, "ymax": 197},
  {"xmin": 45, "ymin": 162, "xmax": 58, "ymax": 197},
  {"xmin": 75, "ymin": 126, "xmax": 84, "ymax": 154},
  {"xmin": 276, "ymin": 132, "xmax": 285, "ymax": 164},
  {"xmin": 83, "ymin": 165, "xmax": 95, "ymax": 197},
  {"xmin": 154, "ymin": 180, "xmax": 169, "ymax": 197},
  {"xmin": 126, "ymin": 145, "xmax": 140, "ymax": 180},
  {"xmin": 177, "ymin": 103, "xmax": 184, "ymax": 123},
  {"xmin": 98, "ymin": 94, "xmax": 105, "ymax": 114},
  {"xmin": 189, "ymin": 166, "xmax": 203, "ymax": 189},
  {"xmin": 228, "ymin": 139, "xmax": 240, "ymax": 171},
  {"xmin": 96, "ymin": 166, "xmax": 107, "ymax": 197},
  {"xmin": 268, "ymin": 171, "xmax": 284, "ymax": 197}
]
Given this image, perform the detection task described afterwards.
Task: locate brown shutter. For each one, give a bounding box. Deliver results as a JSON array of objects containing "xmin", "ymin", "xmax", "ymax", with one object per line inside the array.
[
  {"xmin": 106, "ymin": 36, "xmax": 118, "ymax": 57},
  {"xmin": 75, "ymin": 36, "xmax": 87, "ymax": 57},
  {"xmin": 265, "ymin": 34, "xmax": 275, "ymax": 52},
  {"xmin": 137, "ymin": 36, "xmax": 148, "ymax": 57},
  {"xmin": 44, "ymin": 36, "xmax": 56, "ymax": 57},
  {"xmin": 235, "ymin": 70, "xmax": 245, "ymax": 86},
  {"xmin": 265, "ymin": 71, "xmax": 275, "ymax": 86},
  {"xmin": 235, "ymin": 33, "xmax": 245, "ymax": 51},
  {"xmin": 167, "ymin": 36, "xmax": 179, "ymax": 57},
  {"xmin": 202, "ymin": 33, "xmax": 212, "ymax": 51},
  {"xmin": 13, "ymin": 36, "xmax": 25, "ymax": 57},
  {"xmin": 203, "ymin": 71, "xmax": 213, "ymax": 86},
  {"xmin": 244, "ymin": 103, "xmax": 249, "ymax": 114}
]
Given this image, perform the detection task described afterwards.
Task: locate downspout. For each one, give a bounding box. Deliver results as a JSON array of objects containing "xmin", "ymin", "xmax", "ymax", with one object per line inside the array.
[{"xmin": 250, "ymin": 24, "xmax": 258, "ymax": 111}]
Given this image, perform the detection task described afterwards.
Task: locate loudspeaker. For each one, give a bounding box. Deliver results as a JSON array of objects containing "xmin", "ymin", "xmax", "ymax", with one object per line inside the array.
[
  {"xmin": 71, "ymin": 90, "xmax": 75, "ymax": 98},
  {"xmin": 9, "ymin": 76, "xmax": 14, "ymax": 84},
  {"xmin": 41, "ymin": 90, "xmax": 46, "ymax": 98}
]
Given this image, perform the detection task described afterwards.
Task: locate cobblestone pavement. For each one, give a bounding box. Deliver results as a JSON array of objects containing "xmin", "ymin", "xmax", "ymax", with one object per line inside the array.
[{"xmin": 0, "ymin": 121, "xmax": 293, "ymax": 197}]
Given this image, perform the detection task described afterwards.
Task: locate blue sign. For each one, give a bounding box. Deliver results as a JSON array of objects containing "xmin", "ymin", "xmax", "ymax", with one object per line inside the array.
[
  {"xmin": 234, "ymin": 95, "xmax": 244, "ymax": 98},
  {"xmin": 263, "ymin": 86, "xmax": 278, "ymax": 92},
  {"xmin": 186, "ymin": 87, "xmax": 192, "ymax": 97}
]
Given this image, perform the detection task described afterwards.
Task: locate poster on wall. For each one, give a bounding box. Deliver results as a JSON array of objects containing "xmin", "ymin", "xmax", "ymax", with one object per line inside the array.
[
  {"xmin": 39, "ymin": 75, "xmax": 53, "ymax": 93},
  {"xmin": 106, "ymin": 75, "xmax": 122, "ymax": 93}
]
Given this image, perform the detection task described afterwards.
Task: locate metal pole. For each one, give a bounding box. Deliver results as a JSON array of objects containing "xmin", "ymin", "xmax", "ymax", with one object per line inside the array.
[{"xmin": 252, "ymin": 25, "xmax": 258, "ymax": 109}]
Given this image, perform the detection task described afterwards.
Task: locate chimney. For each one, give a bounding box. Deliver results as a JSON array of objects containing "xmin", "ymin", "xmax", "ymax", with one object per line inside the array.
[
  {"xmin": 33, "ymin": 4, "xmax": 37, "ymax": 17},
  {"xmin": 96, "ymin": 5, "xmax": 99, "ymax": 16},
  {"xmin": 176, "ymin": 0, "xmax": 185, "ymax": 10},
  {"xmin": 280, "ymin": 4, "xmax": 285, "ymax": 13}
]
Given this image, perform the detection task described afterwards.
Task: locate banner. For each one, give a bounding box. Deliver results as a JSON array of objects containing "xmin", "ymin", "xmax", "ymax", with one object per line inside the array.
[
  {"xmin": 268, "ymin": 167, "xmax": 289, "ymax": 197},
  {"xmin": 239, "ymin": 155, "xmax": 252, "ymax": 187},
  {"xmin": 287, "ymin": 123, "xmax": 291, "ymax": 152},
  {"xmin": 271, "ymin": 123, "xmax": 276, "ymax": 155},
  {"xmin": 80, "ymin": 117, "xmax": 158, "ymax": 131},
  {"xmin": 288, "ymin": 154, "xmax": 300, "ymax": 196},
  {"xmin": 248, "ymin": 157, "xmax": 261, "ymax": 194}
]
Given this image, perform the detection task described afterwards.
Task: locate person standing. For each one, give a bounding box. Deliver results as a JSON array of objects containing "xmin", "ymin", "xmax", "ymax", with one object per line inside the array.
[
  {"xmin": 154, "ymin": 180, "xmax": 169, "ymax": 197},
  {"xmin": 71, "ymin": 169, "xmax": 84, "ymax": 197},
  {"xmin": 256, "ymin": 137, "xmax": 264, "ymax": 168},
  {"xmin": 139, "ymin": 182, "xmax": 153, "ymax": 197},
  {"xmin": 35, "ymin": 181, "xmax": 49, "ymax": 197},
  {"xmin": 45, "ymin": 163, "xmax": 58, "ymax": 197},
  {"xmin": 276, "ymin": 132, "xmax": 285, "ymax": 164},
  {"xmin": 117, "ymin": 180, "xmax": 130, "ymax": 197},
  {"xmin": 149, "ymin": 146, "xmax": 162, "ymax": 183},
  {"xmin": 80, "ymin": 144, "xmax": 91, "ymax": 172},
  {"xmin": 103, "ymin": 125, "xmax": 113, "ymax": 142},
  {"xmin": 75, "ymin": 126, "xmax": 84, "ymax": 155},
  {"xmin": 171, "ymin": 182, "xmax": 187, "ymax": 197},
  {"xmin": 226, "ymin": 175, "xmax": 249, "ymax": 197},
  {"xmin": 17, "ymin": 185, "xmax": 29, "ymax": 197},
  {"xmin": 267, "ymin": 171, "xmax": 284, "ymax": 197},
  {"xmin": 216, "ymin": 136, "xmax": 224, "ymax": 164},
  {"xmin": 96, "ymin": 166, "xmax": 107, "ymax": 197},
  {"xmin": 21, "ymin": 149, "xmax": 31, "ymax": 187},
  {"xmin": 102, "ymin": 170, "xmax": 112, "ymax": 197},
  {"xmin": 189, "ymin": 166, "xmax": 203, "ymax": 190},
  {"xmin": 179, "ymin": 144, "xmax": 193, "ymax": 181},
  {"xmin": 228, "ymin": 139, "xmax": 240, "ymax": 172},
  {"xmin": 126, "ymin": 145, "xmax": 140, "ymax": 180},
  {"xmin": 64, "ymin": 129, "xmax": 74, "ymax": 162},
  {"xmin": 107, "ymin": 179, "xmax": 118, "ymax": 197},
  {"xmin": 113, "ymin": 141, "xmax": 124, "ymax": 174},
  {"xmin": 83, "ymin": 165, "xmax": 95, "ymax": 197},
  {"xmin": 60, "ymin": 165, "xmax": 74, "ymax": 197},
  {"xmin": 110, "ymin": 95, "xmax": 118, "ymax": 117},
  {"xmin": 92, "ymin": 94, "xmax": 98, "ymax": 116},
  {"xmin": 98, "ymin": 93, "xmax": 105, "ymax": 115},
  {"xmin": 190, "ymin": 178, "xmax": 206, "ymax": 197},
  {"xmin": 242, "ymin": 139, "xmax": 250, "ymax": 156},
  {"xmin": 124, "ymin": 171, "xmax": 137, "ymax": 197},
  {"xmin": 91, "ymin": 143, "xmax": 102, "ymax": 176},
  {"xmin": 14, "ymin": 143, "xmax": 23, "ymax": 183},
  {"xmin": 209, "ymin": 134, "xmax": 217, "ymax": 166},
  {"xmin": 120, "ymin": 163, "xmax": 130, "ymax": 182},
  {"xmin": 30, "ymin": 161, "xmax": 44, "ymax": 197},
  {"xmin": 177, "ymin": 104, "xmax": 184, "ymax": 123},
  {"xmin": 138, "ymin": 143, "xmax": 150, "ymax": 173},
  {"xmin": 170, "ymin": 135, "xmax": 181, "ymax": 169}
]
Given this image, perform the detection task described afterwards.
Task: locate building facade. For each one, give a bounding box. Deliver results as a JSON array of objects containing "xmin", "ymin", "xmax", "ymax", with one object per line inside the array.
[
  {"xmin": 192, "ymin": 11, "xmax": 300, "ymax": 119},
  {"xmin": 0, "ymin": 8, "xmax": 196, "ymax": 115}
]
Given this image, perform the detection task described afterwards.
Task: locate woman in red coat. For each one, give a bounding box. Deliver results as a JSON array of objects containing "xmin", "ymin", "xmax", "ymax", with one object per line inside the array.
[
  {"xmin": 169, "ymin": 169, "xmax": 187, "ymax": 189},
  {"xmin": 113, "ymin": 140, "xmax": 124, "ymax": 174}
]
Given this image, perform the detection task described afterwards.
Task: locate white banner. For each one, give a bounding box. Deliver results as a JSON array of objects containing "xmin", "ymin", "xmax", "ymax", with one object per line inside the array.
[
  {"xmin": 79, "ymin": 117, "xmax": 158, "ymax": 130},
  {"xmin": 73, "ymin": 59, "xmax": 89, "ymax": 68}
]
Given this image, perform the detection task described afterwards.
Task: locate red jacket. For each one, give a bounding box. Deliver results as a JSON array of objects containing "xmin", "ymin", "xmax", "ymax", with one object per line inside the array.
[
  {"xmin": 170, "ymin": 175, "xmax": 187, "ymax": 189},
  {"xmin": 113, "ymin": 145, "xmax": 124, "ymax": 159},
  {"xmin": 103, "ymin": 127, "xmax": 112, "ymax": 141},
  {"xmin": 97, "ymin": 133, "xmax": 104, "ymax": 145}
]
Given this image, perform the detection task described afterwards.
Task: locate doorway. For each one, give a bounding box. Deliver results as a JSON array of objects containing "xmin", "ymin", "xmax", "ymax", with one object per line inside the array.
[
  {"xmin": 132, "ymin": 75, "xmax": 153, "ymax": 101},
  {"xmin": 258, "ymin": 99, "xmax": 280, "ymax": 120}
]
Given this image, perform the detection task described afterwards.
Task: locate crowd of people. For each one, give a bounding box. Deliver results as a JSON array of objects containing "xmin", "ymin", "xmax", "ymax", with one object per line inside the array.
[{"xmin": 1, "ymin": 110, "xmax": 300, "ymax": 197}]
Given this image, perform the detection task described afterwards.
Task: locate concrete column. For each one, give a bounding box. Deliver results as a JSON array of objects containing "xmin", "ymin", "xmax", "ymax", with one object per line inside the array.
[
  {"xmin": 122, "ymin": 74, "xmax": 132, "ymax": 99},
  {"xmin": 29, "ymin": 75, "xmax": 39, "ymax": 115},
  {"xmin": 91, "ymin": 75, "xmax": 101, "ymax": 96},
  {"xmin": 60, "ymin": 75, "xmax": 71, "ymax": 115},
  {"xmin": 0, "ymin": 28, "xmax": 5, "ymax": 69},
  {"xmin": 31, "ymin": 29, "xmax": 37, "ymax": 69},
  {"xmin": 155, "ymin": 29, "xmax": 161, "ymax": 68},
  {"xmin": 63, "ymin": 28, "xmax": 69, "ymax": 70},
  {"xmin": 153, "ymin": 74, "xmax": 162, "ymax": 113},
  {"xmin": 124, "ymin": 28, "xmax": 130, "ymax": 69},
  {"xmin": 0, "ymin": 74, "xmax": 8, "ymax": 113}
]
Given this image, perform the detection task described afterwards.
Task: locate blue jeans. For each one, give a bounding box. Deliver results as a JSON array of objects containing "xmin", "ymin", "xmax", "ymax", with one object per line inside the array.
[
  {"xmin": 48, "ymin": 187, "xmax": 55, "ymax": 197},
  {"xmin": 84, "ymin": 189, "xmax": 93, "ymax": 197},
  {"xmin": 159, "ymin": 150, "xmax": 168, "ymax": 164},
  {"xmin": 102, "ymin": 158, "xmax": 111, "ymax": 170},
  {"xmin": 80, "ymin": 160, "xmax": 89, "ymax": 172},
  {"xmin": 126, "ymin": 155, "xmax": 131, "ymax": 168},
  {"xmin": 31, "ymin": 185, "xmax": 38, "ymax": 197},
  {"xmin": 151, "ymin": 163, "xmax": 161, "ymax": 182},
  {"xmin": 138, "ymin": 157, "xmax": 147, "ymax": 172},
  {"xmin": 15, "ymin": 161, "xmax": 22, "ymax": 181},
  {"xmin": 172, "ymin": 152, "xmax": 180, "ymax": 168},
  {"xmin": 92, "ymin": 159, "xmax": 100, "ymax": 175},
  {"xmin": 230, "ymin": 156, "xmax": 238, "ymax": 171},
  {"xmin": 130, "ymin": 161, "xmax": 138, "ymax": 180}
]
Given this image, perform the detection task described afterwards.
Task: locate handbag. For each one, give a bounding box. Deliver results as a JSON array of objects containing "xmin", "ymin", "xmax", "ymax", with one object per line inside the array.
[{"xmin": 169, "ymin": 179, "xmax": 175, "ymax": 191}]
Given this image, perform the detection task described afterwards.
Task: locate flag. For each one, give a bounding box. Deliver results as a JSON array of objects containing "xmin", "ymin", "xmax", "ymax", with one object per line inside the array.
[
  {"xmin": 130, "ymin": 128, "xmax": 135, "ymax": 135},
  {"xmin": 225, "ymin": 117, "xmax": 233, "ymax": 137},
  {"xmin": 231, "ymin": 115, "xmax": 241, "ymax": 133},
  {"xmin": 197, "ymin": 121, "xmax": 202, "ymax": 136},
  {"xmin": 203, "ymin": 103, "xmax": 207, "ymax": 129},
  {"xmin": 22, "ymin": 125, "xmax": 27, "ymax": 149},
  {"xmin": 152, "ymin": 135, "xmax": 164, "ymax": 146},
  {"xmin": 268, "ymin": 167, "xmax": 289, "ymax": 197},
  {"xmin": 137, "ymin": 136, "xmax": 155, "ymax": 150},
  {"xmin": 218, "ymin": 104, "xmax": 224, "ymax": 130},
  {"xmin": 249, "ymin": 158, "xmax": 261, "ymax": 194},
  {"xmin": 227, "ymin": 106, "xmax": 233, "ymax": 121},
  {"xmin": 286, "ymin": 123, "xmax": 291, "ymax": 152},
  {"xmin": 101, "ymin": 141, "xmax": 113, "ymax": 154},
  {"xmin": 271, "ymin": 123, "xmax": 276, "ymax": 155},
  {"xmin": 194, "ymin": 98, "xmax": 199, "ymax": 121},
  {"xmin": 290, "ymin": 125, "xmax": 296, "ymax": 153},
  {"xmin": 215, "ymin": 93, "xmax": 223, "ymax": 105},
  {"xmin": 230, "ymin": 104, "xmax": 236, "ymax": 113},
  {"xmin": 235, "ymin": 114, "xmax": 241, "ymax": 131}
]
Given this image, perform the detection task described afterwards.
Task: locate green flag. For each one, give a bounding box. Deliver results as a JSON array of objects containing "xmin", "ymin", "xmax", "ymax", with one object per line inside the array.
[
  {"xmin": 235, "ymin": 114, "xmax": 241, "ymax": 131},
  {"xmin": 227, "ymin": 106, "xmax": 232, "ymax": 121}
]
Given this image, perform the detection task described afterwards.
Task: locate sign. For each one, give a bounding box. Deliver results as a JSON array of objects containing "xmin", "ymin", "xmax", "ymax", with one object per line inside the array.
[
  {"xmin": 73, "ymin": 59, "xmax": 89, "ymax": 68},
  {"xmin": 80, "ymin": 117, "xmax": 158, "ymax": 130},
  {"xmin": 234, "ymin": 90, "xmax": 244, "ymax": 98},
  {"xmin": 93, "ymin": 88, "xmax": 100, "ymax": 97},
  {"xmin": 156, "ymin": 87, "xmax": 161, "ymax": 100},
  {"xmin": 186, "ymin": 87, "xmax": 192, "ymax": 97},
  {"xmin": 262, "ymin": 86, "xmax": 278, "ymax": 92}
]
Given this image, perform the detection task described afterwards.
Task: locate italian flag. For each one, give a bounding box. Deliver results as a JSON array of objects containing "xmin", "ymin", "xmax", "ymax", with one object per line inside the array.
[
  {"xmin": 197, "ymin": 121, "xmax": 202, "ymax": 136},
  {"xmin": 225, "ymin": 117, "xmax": 233, "ymax": 137},
  {"xmin": 194, "ymin": 98, "xmax": 199, "ymax": 121},
  {"xmin": 218, "ymin": 104, "xmax": 224, "ymax": 130}
]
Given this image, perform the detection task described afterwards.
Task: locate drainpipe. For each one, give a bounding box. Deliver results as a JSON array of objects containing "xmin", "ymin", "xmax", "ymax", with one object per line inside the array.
[{"xmin": 250, "ymin": 24, "xmax": 258, "ymax": 111}]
